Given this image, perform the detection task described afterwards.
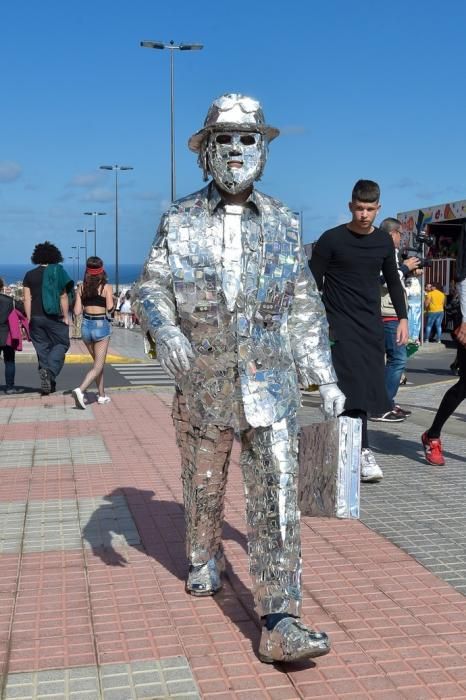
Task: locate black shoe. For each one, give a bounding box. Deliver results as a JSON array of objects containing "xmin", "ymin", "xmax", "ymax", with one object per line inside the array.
[
  {"xmin": 393, "ymin": 405, "xmax": 411, "ymax": 417},
  {"xmin": 369, "ymin": 411, "xmax": 404, "ymax": 423},
  {"xmin": 50, "ymin": 380, "xmax": 57, "ymax": 393},
  {"xmin": 39, "ymin": 368, "xmax": 51, "ymax": 395}
]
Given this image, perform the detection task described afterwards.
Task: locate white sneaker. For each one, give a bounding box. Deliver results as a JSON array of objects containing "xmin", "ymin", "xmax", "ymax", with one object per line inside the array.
[
  {"xmin": 360, "ymin": 448, "xmax": 383, "ymax": 482},
  {"xmin": 72, "ymin": 388, "xmax": 86, "ymax": 410},
  {"xmin": 97, "ymin": 395, "xmax": 111, "ymax": 405}
]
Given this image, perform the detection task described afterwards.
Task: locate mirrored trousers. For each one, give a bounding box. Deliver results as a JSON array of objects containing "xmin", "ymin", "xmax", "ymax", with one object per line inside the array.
[{"xmin": 172, "ymin": 391, "xmax": 302, "ymax": 618}]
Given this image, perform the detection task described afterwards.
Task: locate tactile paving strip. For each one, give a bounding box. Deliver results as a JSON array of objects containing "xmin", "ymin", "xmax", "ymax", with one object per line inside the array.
[
  {"xmin": 1, "ymin": 495, "xmax": 141, "ymax": 554},
  {"xmin": 0, "ymin": 436, "xmax": 111, "ymax": 468},
  {"xmin": 24, "ymin": 499, "xmax": 82, "ymax": 552},
  {"xmin": 0, "ymin": 405, "xmax": 94, "ymax": 424},
  {"xmin": 3, "ymin": 658, "xmax": 200, "ymax": 699},
  {"xmin": 0, "ymin": 501, "xmax": 27, "ymax": 554}
]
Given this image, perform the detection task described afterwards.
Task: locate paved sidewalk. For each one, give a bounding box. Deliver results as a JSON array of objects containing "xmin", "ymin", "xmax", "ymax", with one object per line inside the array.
[
  {"xmin": 15, "ymin": 329, "xmax": 144, "ymax": 365},
  {"xmin": 1, "ymin": 331, "xmax": 466, "ymax": 699}
]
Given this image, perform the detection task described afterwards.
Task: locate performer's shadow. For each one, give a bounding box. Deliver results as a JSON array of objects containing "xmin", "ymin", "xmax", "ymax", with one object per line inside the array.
[{"xmin": 82, "ymin": 487, "xmax": 316, "ymax": 670}]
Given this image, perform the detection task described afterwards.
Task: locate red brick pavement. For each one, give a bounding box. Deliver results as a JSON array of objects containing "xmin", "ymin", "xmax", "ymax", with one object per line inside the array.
[{"xmin": 0, "ymin": 389, "xmax": 466, "ymax": 698}]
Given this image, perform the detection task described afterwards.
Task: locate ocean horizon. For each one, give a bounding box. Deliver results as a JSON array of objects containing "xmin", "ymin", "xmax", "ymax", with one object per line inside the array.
[{"xmin": 1, "ymin": 262, "xmax": 144, "ymax": 287}]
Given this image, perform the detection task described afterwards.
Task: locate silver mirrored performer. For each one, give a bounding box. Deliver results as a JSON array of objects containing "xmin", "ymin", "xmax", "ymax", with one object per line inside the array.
[{"xmin": 133, "ymin": 93, "xmax": 345, "ymax": 663}]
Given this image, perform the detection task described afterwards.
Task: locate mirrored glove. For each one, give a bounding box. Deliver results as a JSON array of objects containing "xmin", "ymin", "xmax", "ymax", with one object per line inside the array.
[
  {"xmin": 319, "ymin": 382, "xmax": 346, "ymax": 419},
  {"xmin": 154, "ymin": 327, "xmax": 194, "ymax": 379}
]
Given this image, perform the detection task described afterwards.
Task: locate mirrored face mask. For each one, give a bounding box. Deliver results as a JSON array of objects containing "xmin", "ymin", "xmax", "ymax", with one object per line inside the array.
[{"xmin": 207, "ymin": 131, "xmax": 266, "ymax": 194}]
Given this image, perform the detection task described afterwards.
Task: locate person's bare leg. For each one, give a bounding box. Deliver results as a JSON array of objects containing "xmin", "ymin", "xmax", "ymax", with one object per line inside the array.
[{"xmin": 80, "ymin": 337, "xmax": 110, "ymax": 394}]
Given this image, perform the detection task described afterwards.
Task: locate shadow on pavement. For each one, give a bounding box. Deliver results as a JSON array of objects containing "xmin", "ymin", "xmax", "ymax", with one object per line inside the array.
[
  {"xmin": 405, "ymin": 367, "xmax": 453, "ymax": 376},
  {"xmin": 0, "ymin": 384, "xmax": 42, "ymax": 395},
  {"xmin": 369, "ymin": 428, "xmax": 464, "ymax": 463},
  {"xmin": 83, "ymin": 487, "xmax": 286, "ymax": 661}
]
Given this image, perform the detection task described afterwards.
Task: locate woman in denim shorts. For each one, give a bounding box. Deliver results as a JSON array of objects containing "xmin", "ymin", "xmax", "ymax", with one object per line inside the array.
[{"xmin": 71, "ymin": 257, "xmax": 114, "ymax": 409}]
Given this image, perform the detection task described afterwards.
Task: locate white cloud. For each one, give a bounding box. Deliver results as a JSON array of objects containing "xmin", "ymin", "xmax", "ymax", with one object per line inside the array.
[
  {"xmin": 132, "ymin": 191, "xmax": 161, "ymax": 201},
  {"xmin": 82, "ymin": 188, "xmax": 114, "ymax": 203},
  {"xmin": 279, "ymin": 125, "xmax": 307, "ymax": 136},
  {"xmin": 0, "ymin": 204, "xmax": 34, "ymax": 216},
  {"xmin": 68, "ymin": 172, "xmax": 103, "ymax": 188},
  {"xmin": 0, "ymin": 161, "xmax": 22, "ymax": 183},
  {"xmin": 390, "ymin": 177, "xmax": 421, "ymax": 190}
]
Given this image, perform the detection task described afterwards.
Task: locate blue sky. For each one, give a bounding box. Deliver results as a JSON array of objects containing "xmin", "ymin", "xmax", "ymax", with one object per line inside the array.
[{"xmin": 2, "ymin": 0, "xmax": 466, "ymax": 264}]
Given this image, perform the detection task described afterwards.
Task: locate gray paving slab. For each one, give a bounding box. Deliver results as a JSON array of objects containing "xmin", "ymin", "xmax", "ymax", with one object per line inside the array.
[
  {"xmin": 0, "ymin": 502, "xmax": 27, "ymax": 554},
  {"xmin": 0, "ymin": 406, "xmax": 94, "ymax": 424},
  {"xmin": 3, "ymin": 658, "xmax": 200, "ymax": 699},
  {"xmin": 2, "ymin": 494, "xmax": 140, "ymax": 554},
  {"xmin": 0, "ymin": 407, "xmax": 13, "ymax": 423},
  {"xmin": 0, "ymin": 436, "xmax": 110, "ymax": 469},
  {"xmin": 23, "ymin": 499, "xmax": 82, "ymax": 552}
]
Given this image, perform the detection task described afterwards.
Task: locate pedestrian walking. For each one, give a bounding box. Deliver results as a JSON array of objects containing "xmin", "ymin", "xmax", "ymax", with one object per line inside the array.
[
  {"xmin": 310, "ymin": 180, "xmax": 408, "ymax": 483},
  {"xmin": 371, "ymin": 217, "xmax": 421, "ymax": 422},
  {"xmin": 23, "ymin": 242, "xmax": 73, "ymax": 395},
  {"xmin": 424, "ymin": 281, "xmax": 446, "ymax": 342},
  {"xmin": 0, "ymin": 278, "xmax": 26, "ymax": 394},
  {"xmin": 406, "ymin": 272, "xmax": 423, "ymax": 342},
  {"xmin": 421, "ymin": 239, "xmax": 466, "ymax": 465},
  {"xmin": 119, "ymin": 291, "xmax": 133, "ymax": 329},
  {"xmin": 71, "ymin": 257, "xmax": 114, "ymax": 409},
  {"xmin": 134, "ymin": 93, "xmax": 345, "ymax": 664},
  {"xmin": 115, "ymin": 291, "xmax": 126, "ymax": 327}
]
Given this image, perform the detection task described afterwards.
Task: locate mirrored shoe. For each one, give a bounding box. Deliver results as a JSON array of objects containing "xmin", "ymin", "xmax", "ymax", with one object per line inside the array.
[
  {"xmin": 360, "ymin": 448, "xmax": 383, "ymax": 482},
  {"xmin": 258, "ymin": 617, "xmax": 330, "ymax": 664},
  {"xmin": 185, "ymin": 553, "xmax": 225, "ymax": 596}
]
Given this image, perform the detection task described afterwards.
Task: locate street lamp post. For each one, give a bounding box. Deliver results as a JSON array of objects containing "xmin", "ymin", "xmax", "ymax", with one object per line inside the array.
[
  {"xmin": 76, "ymin": 228, "xmax": 94, "ymax": 262},
  {"xmin": 99, "ymin": 165, "xmax": 133, "ymax": 295},
  {"xmin": 140, "ymin": 39, "xmax": 203, "ymax": 202},
  {"xmin": 83, "ymin": 212, "xmax": 106, "ymax": 256},
  {"xmin": 71, "ymin": 245, "xmax": 86, "ymax": 280},
  {"xmin": 68, "ymin": 255, "xmax": 76, "ymax": 281}
]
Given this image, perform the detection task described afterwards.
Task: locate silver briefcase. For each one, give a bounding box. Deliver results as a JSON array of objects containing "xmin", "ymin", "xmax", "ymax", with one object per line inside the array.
[{"xmin": 298, "ymin": 416, "xmax": 361, "ymax": 519}]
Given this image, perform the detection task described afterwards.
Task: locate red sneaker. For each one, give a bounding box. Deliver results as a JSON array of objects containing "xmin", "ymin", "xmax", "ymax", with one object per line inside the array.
[{"xmin": 421, "ymin": 432, "xmax": 445, "ymax": 466}]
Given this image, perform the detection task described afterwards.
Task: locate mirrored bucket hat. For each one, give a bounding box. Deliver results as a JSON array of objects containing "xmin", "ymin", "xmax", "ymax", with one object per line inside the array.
[{"xmin": 188, "ymin": 93, "xmax": 280, "ymax": 153}]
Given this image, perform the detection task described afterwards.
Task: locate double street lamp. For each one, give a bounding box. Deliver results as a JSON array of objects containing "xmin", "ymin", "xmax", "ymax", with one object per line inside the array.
[
  {"xmin": 140, "ymin": 39, "xmax": 203, "ymax": 202},
  {"xmin": 99, "ymin": 165, "xmax": 133, "ymax": 295},
  {"xmin": 76, "ymin": 227, "xmax": 94, "ymax": 262},
  {"xmin": 83, "ymin": 212, "xmax": 106, "ymax": 256},
  {"xmin": 71, "ymin": 245, "xmax": 86, "ymax": 280}
]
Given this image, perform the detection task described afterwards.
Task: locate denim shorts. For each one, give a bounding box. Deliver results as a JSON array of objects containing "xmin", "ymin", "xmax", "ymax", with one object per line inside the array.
[{"xmin": 81, "ymin": 316, "xmax": 112, "ymax": 342}]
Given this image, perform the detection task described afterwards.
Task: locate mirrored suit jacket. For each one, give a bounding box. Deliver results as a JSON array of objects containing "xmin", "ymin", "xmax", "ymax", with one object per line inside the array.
[{"xmin": 133, "ymin": 183, "xmax": 336, "ymax": 429}]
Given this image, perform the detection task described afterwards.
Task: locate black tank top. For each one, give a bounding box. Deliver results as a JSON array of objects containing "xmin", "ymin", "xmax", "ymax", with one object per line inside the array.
[{"xmin": 82, "ymin": 286, "xmax": 107, "ymax": 308}]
